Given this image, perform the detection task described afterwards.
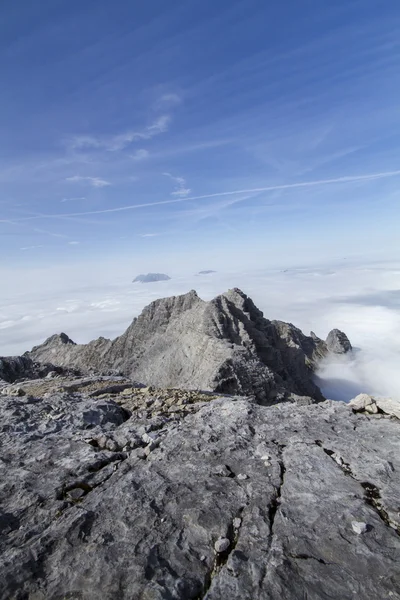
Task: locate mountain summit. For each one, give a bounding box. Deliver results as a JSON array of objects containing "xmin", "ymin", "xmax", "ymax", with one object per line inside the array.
[{"xmin": 27, "ymin": 288, "xmax": 350, "ymax": 404}]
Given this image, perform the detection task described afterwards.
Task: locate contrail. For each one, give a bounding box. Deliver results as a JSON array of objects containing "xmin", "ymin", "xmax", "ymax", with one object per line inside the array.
[{"xmin": 5, "ymin": 169, "xmax": 400, "ymax": 221}]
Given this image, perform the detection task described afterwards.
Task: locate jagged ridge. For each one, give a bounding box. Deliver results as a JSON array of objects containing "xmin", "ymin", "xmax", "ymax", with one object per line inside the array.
[{"xmin": 26, "ymin": 288, "xmax": 350, "ymax": 404}]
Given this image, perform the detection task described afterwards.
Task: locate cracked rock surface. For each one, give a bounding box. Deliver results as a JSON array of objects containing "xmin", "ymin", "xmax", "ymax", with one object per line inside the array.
[{"xmin": 0, "ymin": 378, "xmax": 399, "ymax": 600}]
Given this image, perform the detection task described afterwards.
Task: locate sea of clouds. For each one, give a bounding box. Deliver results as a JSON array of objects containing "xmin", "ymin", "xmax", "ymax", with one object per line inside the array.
[{"xmin": 1, "ymin": 259, "xmax": 399, "ymax": 402}]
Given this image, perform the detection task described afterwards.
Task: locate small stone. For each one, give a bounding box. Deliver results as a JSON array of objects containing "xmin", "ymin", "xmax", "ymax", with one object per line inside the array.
[
  {"xmin": 96, "ymin": 434, "xmax": 108, "ymax": 449},
  {"xmin": 261, "ymin": 454, "xmax": 271, "ymax": 461},
  {"xmin": 237, "ymin": 473, "xmax": 248, "ymax": 480},
  {"xmin": 212, "ymin": 465, "xmax": 232, "ymax": 477},
  {"xmin": 67, "ymin": 488, "xmax": 85, "ymax": 500},
  {"xmin": 351, "ymin": 521, "xmax": 368, "ymax": 534},
  {"xmin": 214, "ymin": 537, "xmax": 230, "ymax": 553},
  {"xmin": 3, "ymin": 386, "xmax": 25, "ymax": 397},
  {"xmin": 121, "ymin": 387, "xmax": 134, "ymax": 396},
  {"xmin": 142, "ymin": 432, "xmax": 158, "ymax": 445},
  {"xmin": 106, "ymin": 439, "xmax": 118, "ymax": 452},
  {"xmin": 233, "ymin": 518, "xmax": 242, "ymax": 529},
  {"xmin": 144, "ymin": 439, "xmax": 160, "ymax": 456},
  {"xmin": 200, "ymin": 555, "xmax": 206, "ymax": 562}
]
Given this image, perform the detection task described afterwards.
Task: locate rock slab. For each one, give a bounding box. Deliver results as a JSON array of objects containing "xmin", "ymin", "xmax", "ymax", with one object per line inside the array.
[{"xmin": 0, "ymin": 381, "xmax": 399, "ymax": 600}]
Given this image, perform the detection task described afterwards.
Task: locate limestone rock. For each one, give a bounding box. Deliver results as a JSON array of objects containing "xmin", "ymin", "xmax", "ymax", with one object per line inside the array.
[
  {"xmin": 349, "ymin": 393, "xmax": 400, "ymax": 419},
  {"xmin": 352, "ymin": 521, "xmax": 369, "ymax": 534},
  {"xmin": 375, "ymin": 397, "xmax": 400, "ymax": 420},
  {"xmin": 0, "ymin": 380, "xmax": 399, "ymax": 600},
  {"xmin": 326, "ymin": 328, "xmax": 352, "ymax": 354},
  {"xmin": 214, "ymin": 537, "xmax": 230, "ymax": 553},
  {"xmin": 26, "ymin": 289, "xmax": 344, "ymax": 404},
  {"xmin": 0, "ymin": 355, "xmax": 79, "ymax": 383}
]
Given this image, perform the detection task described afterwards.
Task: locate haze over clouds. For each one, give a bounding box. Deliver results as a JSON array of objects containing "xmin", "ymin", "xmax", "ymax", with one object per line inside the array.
[{"xmin": 0, "ymin": 1, "xmax": 399, "ymax": 403}]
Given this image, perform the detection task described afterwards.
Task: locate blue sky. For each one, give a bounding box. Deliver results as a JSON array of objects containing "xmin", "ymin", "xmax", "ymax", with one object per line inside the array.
[{"xmin": 1, "ymin": 0, "xmax": 400, "ymax": 272}]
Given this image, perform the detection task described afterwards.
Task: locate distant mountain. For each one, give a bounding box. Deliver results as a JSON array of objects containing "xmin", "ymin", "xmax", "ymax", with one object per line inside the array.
[
  {"xmin": 133, "ymin": 273, "xmax": 171, "ymax": 283},
  {"xmin": 197, "ymin": 270, "xmax": 216, "ymax": 275}
]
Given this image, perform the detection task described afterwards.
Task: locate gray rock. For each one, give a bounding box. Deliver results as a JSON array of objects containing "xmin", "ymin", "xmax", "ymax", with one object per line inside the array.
[
  {"xmin": 0, "ymin": 383, "xmax": 399, "ymax": 599},
  {"xmin": 214, "ymin": 537, "xmax": 231, "ymax": 553},
  {"xmin": 233, "ymin": 518, "xmax": 242, "ymax": 529},
  {"xmin": 352, "ymin": 521, "xmax": 369, "ymax": 534},
  {"xmin": 375, "ymin": 397, "xmax": 400, "ymax": 419},
  {"xmin": 326, "ymin": 328, "xmax": 352, "ymax": 354},
  {"xmin": 349, "ymin": 393, "xmax": 378, "ymax": 413},
  {"xmin": 0, "ymin": 354, "xmax": 79, "ymax": 383},
  {"xmin": 350, "ymin": 394, "xmax": 400, "ymax": 419},
  {"xmin": 27, "ymin": 288, "xmax": 342, "ymax": 404}
]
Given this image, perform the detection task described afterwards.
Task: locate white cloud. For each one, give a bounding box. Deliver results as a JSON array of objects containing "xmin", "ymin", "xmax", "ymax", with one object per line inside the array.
[
  {"xmin": 20, "ymin": 245, "xmax": 43, "ymax": 251},
  {"xmin": 31, "ymin": 168, "xmax": 399, "ymax": 219},
  {"xmin": 163, "ymin": 172, "xmax": 191, "ymax": 198},
  {"xmin": 65, "ymin": 176, "xmax": 111, "ymax": 188},
  {"xmin": 154, "ymin": 93, "xmax": 182, "ymax": 110},
  {"xmin": 33, "ymin": 228, "xmax": 69, "ymax": 239},
  {"xmin": 130, "ymin": 149, "xmax": 149, "ymax": 161},
  {"xmin": 140, "ymin": 233, "xmax": 159, "ymax": 238},
  {"xmin": 145, "ymin": 115, "xmax": 171, "ymax": 137},
  {"xmin": 61, "ymin": 197, "xmax": 86, "ymax": 203},
  {"xmin": 68, "ymin": 115, "xmax": 171, "ymax": 152},
  {"xmin": 68, "ymin": 241, "xmax": 80, "ymax": 245}
]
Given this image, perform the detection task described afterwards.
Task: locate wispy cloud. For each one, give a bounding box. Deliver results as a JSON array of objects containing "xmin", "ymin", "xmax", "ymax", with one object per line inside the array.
[
  {"xmin": 163, "ymin": 172, "xmax": 191, "ymax": 197},
  {"xmin": 68, "ymin": 115, "xmax": 171, "ymax": 152},
  {"xmin": 33, "ymin": 228, "xmax": 69, "ymax": 239},
  {"xmin": 139, "ymin": 233, "xmax": 159, "ymax": 238},
  {"xmin": 154, "ymin": 93, "xmax": 182, "ymax": 110},
  {"xmin": 8, "ymin": 169, "xmax": 400, "ymax": 220},
  {"xmin": 68, "ymin": 241, "xmax": 80, "ymax": 245},
  {"xmin": 130, "ymin": 149, "xmax": 149, "ymax": 161},
  {"xmin": 20, "ymin": 245, "xmax": 43, "ymax": 251},
  {"xmin": 60, "ymin": 197, "xmax": 86, "ymax": 203},
  {"xmin": 65, "ymin": 176, "xmax": 111, "ymax": 188}
]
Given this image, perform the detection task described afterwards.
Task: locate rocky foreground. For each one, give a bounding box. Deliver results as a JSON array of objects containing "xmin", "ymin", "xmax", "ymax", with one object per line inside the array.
[
  {"xmin": 0, "ymin": 289, "xmax": 399, "ymax": 599},
  {"xmin": 0, "ymin": 373, "xmax": 399, "ymax": 599}
]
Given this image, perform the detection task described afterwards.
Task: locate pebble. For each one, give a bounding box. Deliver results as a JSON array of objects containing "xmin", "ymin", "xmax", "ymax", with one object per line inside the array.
[
  {"xmin": 214, "ymin": 537, "xmax": 230, "ymax": 553},
  {"xmin": 351, "ymin": 521, "xmax": 368, "ymax": 534},
  {"xmin": 142, "ymin": 432, "xmax": 158, "ymax": 445},
  {"xmin": 67, "ymin": 488, "xmax": 85, "ymax": 500},
  {"xmin": 213, "ymin": 465, "xmax": 232, "ymax": 477},
  {"xmin": 233, "ymin": 518, "xmax": 242, "ymax": 529},
  {"xmin": 237, "ymin": 473, "xmax": 248, "ymax": 480}
]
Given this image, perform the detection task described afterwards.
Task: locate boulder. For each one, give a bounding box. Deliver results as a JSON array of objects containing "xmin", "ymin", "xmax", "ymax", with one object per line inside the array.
[{"xmin": 349, "ymin": 393, "xmax": 400, "ymax": 419}]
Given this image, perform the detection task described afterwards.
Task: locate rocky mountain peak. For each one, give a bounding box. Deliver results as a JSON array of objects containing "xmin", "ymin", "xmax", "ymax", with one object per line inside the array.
[
  {"xmin": 326, "ymin": 328, "xmax": 352, "ymax": 354},
  {"xmin": 26, "ymin": 289, "xmax": 352, "ymax": 405}
]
